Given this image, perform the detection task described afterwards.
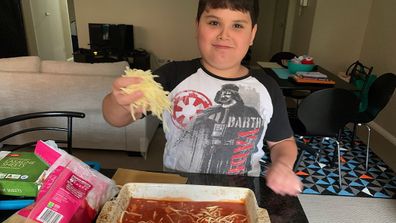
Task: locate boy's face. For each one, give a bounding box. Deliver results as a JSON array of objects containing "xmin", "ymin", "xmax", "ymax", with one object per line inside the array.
[{"xmin": 196, "ymin": 8, "xmax": 257, "ymax": 73}]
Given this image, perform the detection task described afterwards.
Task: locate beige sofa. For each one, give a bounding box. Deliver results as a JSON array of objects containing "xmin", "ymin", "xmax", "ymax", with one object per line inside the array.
[{"xmin": 0, "ymin": 56, "xmax": 159, "ymax": 156}]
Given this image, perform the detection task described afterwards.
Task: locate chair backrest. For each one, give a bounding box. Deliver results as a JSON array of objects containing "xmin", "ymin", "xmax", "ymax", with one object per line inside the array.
[
  {"xmin": 364, "ymin": 73, "xmax": 396, "ymax": 121},
  {"xmin": 270, "ymin": 52, "xmax": 297, "ymax": 68},
  {"xmin": 346, "ymin": 60, "xmax": 373, "ymax": 88},
  {"xmin": 0, "ymin": 111, "xmax": 85, "ymax": 153},
  {"xmin": 297, "ymin": 88, "xmax": 359, "ymax": 137},
  {"xmin": 345, "ymin": 61, "xmax": 375, "ymax": 112}
]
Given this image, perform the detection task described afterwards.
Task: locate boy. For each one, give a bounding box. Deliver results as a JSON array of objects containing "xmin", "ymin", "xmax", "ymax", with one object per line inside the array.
[{"xmin": 103, "ymin": 0, "xmax": 302, "ymax": 196}]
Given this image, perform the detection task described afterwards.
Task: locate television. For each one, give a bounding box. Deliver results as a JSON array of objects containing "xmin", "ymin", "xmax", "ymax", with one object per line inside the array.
[{"xmin": 88, "ymin": 23, "xmax": 134, "ymax": 58}]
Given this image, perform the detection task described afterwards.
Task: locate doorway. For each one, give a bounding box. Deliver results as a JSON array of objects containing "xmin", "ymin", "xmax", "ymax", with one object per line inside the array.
[
  {"xmin": 0, "ymin": 0, "xmax": 28, "ymax": 58},
  {"xmin": 67, "ymin": 0, "xmax": 79, "ymax": 53},
  {"xmin": 21, "ymin": 0, "xmax": 73, "ymax": 60},
  {"xmin": 270, "ymin": 0, "xmax": 290, "ymax": 57},
  {"xmin": 251, "ymin": 0, "xmax": 290, "ymax": 63}
]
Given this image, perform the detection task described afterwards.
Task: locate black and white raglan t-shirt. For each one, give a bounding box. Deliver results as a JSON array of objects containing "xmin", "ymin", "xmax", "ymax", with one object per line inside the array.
[{"xmin": 154, "ymin": 58, "xmax": 293, "ymax": 177}]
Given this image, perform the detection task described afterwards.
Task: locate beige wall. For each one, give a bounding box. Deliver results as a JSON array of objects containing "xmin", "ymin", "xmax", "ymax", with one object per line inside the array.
[
  {"xmin": 251, "ymin": 0, "xmax": 276, "ymax": 62},
  {"xmin": 269, "ymin": 0, "xmax": 289, "ymax": 57},
  {"xmin": 308, "ymin": 0, "xmax": 372, "ymax": 73},
  {"xmin": 360, "ymin": 0, "xmax": 396, "ymax": 75},
  {"xmin": 74, "ymin": 0, "xmax": 283, "ymax": 63},
  {"xmin": 60, "ymin": 0, "xmax": 73, "ymax": 59},
  {"xmin": 74, "ymin": 0, "xmax": 200, "ymax": 61},
  {"xmin": 67, "ymin": 0, "xmax": 75, "ymax": 21},
  {"xmin": 252, "ymin": 0, "xmax": 290, "ymax": 61},
  {"xmin": 21, "ymin": 0, "xmax": 38, "ymax": 56},
  {"xmin": 289, "ymin": 0, "xmax": 317, "ymax": 56},
  {"xmin": 289, "ymin": 0, "xmax": 372, "ymax": 73},
  {"xmin": 283, "ymin": 0, "xmax": 296, "ymax": 51},
  {"xmin": 359, "ymin": 0, "xmax": 396, "ymax": 166}
]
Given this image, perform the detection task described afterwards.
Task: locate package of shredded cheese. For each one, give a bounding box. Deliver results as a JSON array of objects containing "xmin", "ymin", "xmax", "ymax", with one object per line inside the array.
[{"xmin": 120, "ymin": 68, "xmax": 171, "ymax": 123}]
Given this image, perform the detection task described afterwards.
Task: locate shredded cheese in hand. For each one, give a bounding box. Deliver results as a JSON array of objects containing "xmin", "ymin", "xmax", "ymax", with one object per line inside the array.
[{"xmin": 120, "ymin": 68, "xmax": 171, "ymax": 123}]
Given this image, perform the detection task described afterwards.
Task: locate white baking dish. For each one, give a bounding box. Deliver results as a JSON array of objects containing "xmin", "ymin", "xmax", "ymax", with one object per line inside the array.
[{"xmin": 97, "ymin": 183, "xmax": 263, "ymax": 223}]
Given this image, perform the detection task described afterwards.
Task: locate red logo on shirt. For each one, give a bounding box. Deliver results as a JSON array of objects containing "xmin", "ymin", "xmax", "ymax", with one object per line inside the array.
[{"xmin": 172, "ymin": 90, "xmax": 212, "ymax": 129}]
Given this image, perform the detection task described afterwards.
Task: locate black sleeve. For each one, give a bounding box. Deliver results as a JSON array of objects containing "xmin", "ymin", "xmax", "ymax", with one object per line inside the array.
[
  {"xmin": 153, "ymin": 58, "xmax": 201, "ymax": 92},
  {"xmin": 152, "ymin": 61, "xmax": 176, "ymax": 92},
  {"xmin": 252, "ymin": 71, "xmax": 294, "ymax": 142}
]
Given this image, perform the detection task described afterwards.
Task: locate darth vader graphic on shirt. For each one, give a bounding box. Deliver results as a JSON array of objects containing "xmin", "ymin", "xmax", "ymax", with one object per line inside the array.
[
  {"xmin": 173, "ymin": 83, "xmax": 265, "ymax": 175},
  {"xmin": 157, "ymin": 60, "xmax": 290, "ymax": 177}
]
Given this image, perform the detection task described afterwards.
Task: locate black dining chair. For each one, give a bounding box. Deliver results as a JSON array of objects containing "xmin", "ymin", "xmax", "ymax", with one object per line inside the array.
[
  {"xmin": 270, "ymin": 51, "xmax": 297, "ymax": 68},
  {"xmin": 346, "ymin": 60, "xmax": 373, "ymax": 87},
  {"xmin": 290, "ymin": 88, "xmax": 359, "ymax": 187},
  {"xmin": 350, "ymin": 73, "xmax": 396, "ymax": 171},
  {"xmin": 0, "ymin": 111, "xmax": 85, "ymax": 211},
  {"xmin": 0, "ymin": 111, "xmax": 85, "ymax": 154},
  {"xmin": 270, "ymin": 51, "xmax": 310, "ymax": 105}
]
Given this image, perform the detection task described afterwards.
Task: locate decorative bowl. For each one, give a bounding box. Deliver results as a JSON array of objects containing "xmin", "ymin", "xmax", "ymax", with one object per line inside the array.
[{"xmin": 288, "ymin": 60, "xmax": 316, "ymax": 74}]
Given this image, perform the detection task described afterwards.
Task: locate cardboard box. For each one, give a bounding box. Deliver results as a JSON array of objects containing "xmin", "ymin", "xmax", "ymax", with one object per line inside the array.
[
  {"xmin": 111, "ymin": 168, "xmax": 188, "ymax": 185},
  {"xmin": 0, "ymin": 151, "xmax": 48, "ymax": 197}
]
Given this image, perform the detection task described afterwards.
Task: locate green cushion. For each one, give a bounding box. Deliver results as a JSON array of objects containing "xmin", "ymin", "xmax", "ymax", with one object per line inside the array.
[{"xmin": 352, "ymin": 74, "xmax": 377, "ymax": 112}]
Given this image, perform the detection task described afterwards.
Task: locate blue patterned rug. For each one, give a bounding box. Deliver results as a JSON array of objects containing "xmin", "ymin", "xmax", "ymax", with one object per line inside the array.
[{"xmin": 260, "ymin": 128, "xmax": 396, "ymax": 199}]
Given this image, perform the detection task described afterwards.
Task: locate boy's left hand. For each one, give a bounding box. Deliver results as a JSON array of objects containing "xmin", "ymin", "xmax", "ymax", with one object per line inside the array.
[{"xmin": 265, "ymin": 161, "xmax": 302, "ymax": 196}]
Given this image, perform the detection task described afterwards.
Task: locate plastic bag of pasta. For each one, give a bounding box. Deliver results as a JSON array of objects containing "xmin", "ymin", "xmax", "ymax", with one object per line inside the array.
[{"xmin": 4, "ymin": 141, "xmax": 119, "ymax": 223}]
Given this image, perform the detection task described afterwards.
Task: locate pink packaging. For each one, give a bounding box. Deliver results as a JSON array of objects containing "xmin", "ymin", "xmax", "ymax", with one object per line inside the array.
[
  {"xmin": 12, "ymin": 140, "xmax": 119, "ymax": 223},
  {"xmin": 34, "ymin": 140, "xmax": 62, "ymax": 166}
]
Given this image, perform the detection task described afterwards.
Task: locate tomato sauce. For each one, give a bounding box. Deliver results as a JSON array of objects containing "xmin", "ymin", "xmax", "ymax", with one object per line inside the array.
[{"xmin": 121, "ymin": 198, "xmax": 249, "ymax": 223}]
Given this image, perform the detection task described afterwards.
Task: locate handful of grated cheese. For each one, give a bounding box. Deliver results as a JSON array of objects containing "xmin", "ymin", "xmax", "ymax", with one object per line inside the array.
[{"xmin": 120, "ymin": 68, "xmax": 171, "ymax": 122}]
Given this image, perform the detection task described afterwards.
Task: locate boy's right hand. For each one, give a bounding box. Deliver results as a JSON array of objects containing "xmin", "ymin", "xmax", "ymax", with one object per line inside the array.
[
  {"xmin": 111, "ymin": 76, "xmax": 144, "ymax": 114},
  {"xmin": 102, "ymin": 76, "xmax": 144, "ymax": 127}
]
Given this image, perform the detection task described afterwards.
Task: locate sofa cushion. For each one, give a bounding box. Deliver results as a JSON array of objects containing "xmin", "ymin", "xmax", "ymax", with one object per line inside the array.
[
  {"xmin": 0, "ymin": 56, "xmax": 41, "ymax": 72},
  {"xmin": 0, "ymin": 71, "xmax": 128, "ymax": 150},
  {"xmin": 40, "ymin": 60, "xmax": 129, "ymax": 76}
]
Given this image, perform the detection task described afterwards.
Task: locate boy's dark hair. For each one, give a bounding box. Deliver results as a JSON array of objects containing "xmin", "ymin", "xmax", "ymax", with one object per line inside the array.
[{"xmin": 196, "ymin": 0, "xmax": 259, "ymax": 26}]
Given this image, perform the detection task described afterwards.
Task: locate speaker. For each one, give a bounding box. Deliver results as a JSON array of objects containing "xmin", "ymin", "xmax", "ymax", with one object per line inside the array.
[
  {"xmin": 88, "ymin": 23, "xmax": 110, "ymax": 50},
  {"xmin": 109, "ymin": 24, "xmax": 134, "ymax": 58}
]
